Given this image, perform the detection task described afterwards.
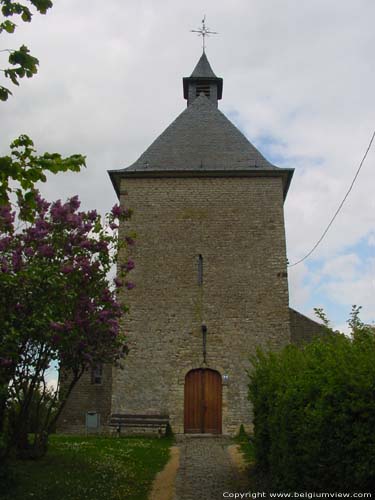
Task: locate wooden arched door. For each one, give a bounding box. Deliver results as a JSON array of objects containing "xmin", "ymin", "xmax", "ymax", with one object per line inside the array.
[{"xmin": 184, "ymin": 369, "xmax": 222, "ymax": 434}]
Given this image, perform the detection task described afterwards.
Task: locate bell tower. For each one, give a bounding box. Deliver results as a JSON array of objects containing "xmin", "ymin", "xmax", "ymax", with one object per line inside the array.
[
  {"xmin": 58, "ymin": 45, "xmax": 324, "ymax": 436},
  {"xmin": 183, "ymin": 52, "xmax": 223, "ymax": 107},
  {"xmin": 107, "ymin": 50, "xmax": 294, "ymax": 435}
]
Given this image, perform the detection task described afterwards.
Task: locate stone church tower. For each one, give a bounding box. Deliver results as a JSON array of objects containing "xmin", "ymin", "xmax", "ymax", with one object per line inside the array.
[
  {"xmin": 108, "ymin": 52, "xmax": 293, "ymax": 435},
  {"xmin": 58, "ymin": 52, "xmax": 321, "ymax": 435}
]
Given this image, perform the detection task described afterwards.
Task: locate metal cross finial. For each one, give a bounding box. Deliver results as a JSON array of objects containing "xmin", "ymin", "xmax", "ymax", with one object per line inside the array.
[{"xmin": 191, "ymin": 15, "xmax": 218, "ymax": 52}]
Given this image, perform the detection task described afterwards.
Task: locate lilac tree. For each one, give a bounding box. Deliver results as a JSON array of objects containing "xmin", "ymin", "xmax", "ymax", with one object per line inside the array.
[{"xmin": 0, "ymin": 191, "xmax": 134, "ymax": 457}]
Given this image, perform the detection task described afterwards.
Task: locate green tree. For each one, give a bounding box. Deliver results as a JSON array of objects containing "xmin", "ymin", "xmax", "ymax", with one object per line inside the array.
[
  {"xmin": 1, "ymin": 2, "xmax": 86, "ymax": 211},
  {"xmin": 1, "ymin": 0, "xmax": 53, "ymax": 101},
  {"xmin": 248, "ymin": 307, "xmax": 375, "ymax": 492},
  {"xmin": 0, "ymin": 134, "xmax": 85, "ymax": 214}
]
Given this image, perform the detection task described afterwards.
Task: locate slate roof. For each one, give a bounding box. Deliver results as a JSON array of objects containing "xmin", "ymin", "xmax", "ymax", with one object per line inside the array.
[
  {"xmin": 109, "ymin": 54, "xmax": 294, "ymax": 199},
  {"xmin": 120, "ymin": 94, "xmax": 279, "ymax": 172},
  {"xmin": 183, "ymin": 52, "xmax": 223, "ymax": 100},
  {"xmin": 190, "ymin": 52, "xmax": 218, "ymax": 78}
]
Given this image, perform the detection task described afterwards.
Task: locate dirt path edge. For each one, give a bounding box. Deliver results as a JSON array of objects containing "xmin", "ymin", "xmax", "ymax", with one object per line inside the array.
[{"xmin": 149, "ymin": 446, "xmax": 180, "ymax": 500}]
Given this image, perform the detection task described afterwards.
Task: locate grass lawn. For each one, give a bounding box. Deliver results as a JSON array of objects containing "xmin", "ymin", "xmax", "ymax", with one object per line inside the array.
[{"xmin": 1, "ymin": 434, "xmax": 173, "ymax": 500}]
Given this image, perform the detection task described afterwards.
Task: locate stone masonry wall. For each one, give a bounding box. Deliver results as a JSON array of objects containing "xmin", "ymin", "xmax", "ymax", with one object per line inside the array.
[
  {"xmin": 112, "ymin": 175, "xmax": 291, "ymax": 436},
  {"xmin": 289, "ymin": 308, "xmax": 325, "ymax": 347},
  {"xmin": 57, "ymin": 364, "xmax": 112, "ymax": 433}
]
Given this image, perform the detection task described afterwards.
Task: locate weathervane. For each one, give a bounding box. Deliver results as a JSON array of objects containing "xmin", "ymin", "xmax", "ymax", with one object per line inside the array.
[{"xmin": 191, "ymin": 16, "xmax": 218, "ymax": 52}]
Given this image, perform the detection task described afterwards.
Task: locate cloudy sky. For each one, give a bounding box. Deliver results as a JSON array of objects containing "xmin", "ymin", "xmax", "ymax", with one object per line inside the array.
[{"xmin": 2, "ymin": 0, "xmax": 374, "ymax": 331}]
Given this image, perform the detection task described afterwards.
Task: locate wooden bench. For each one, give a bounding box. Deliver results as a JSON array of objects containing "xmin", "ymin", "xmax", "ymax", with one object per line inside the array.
[{"xmin": 108, "ymin": 414, "xmax": 170, "ymax": 435}]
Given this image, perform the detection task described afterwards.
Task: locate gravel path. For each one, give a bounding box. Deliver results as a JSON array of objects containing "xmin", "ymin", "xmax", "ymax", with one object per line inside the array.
[{"xmin": 174, "ymin": 436, "xmax": 243, "ymax": 500}]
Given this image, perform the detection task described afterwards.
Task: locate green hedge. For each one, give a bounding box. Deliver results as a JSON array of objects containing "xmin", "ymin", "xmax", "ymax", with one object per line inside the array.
[{"xmin": 248, "ymin": 328, "xmax": 375, "ymax": 491}]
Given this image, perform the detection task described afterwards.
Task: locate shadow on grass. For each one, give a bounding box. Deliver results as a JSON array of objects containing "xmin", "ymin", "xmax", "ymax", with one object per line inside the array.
[
  {"xmin": 1, "ymin": 434, "xmax": 173, "ymax": 500},
  {"xmin": 233, "ymin": 435, "xmax": 272, "ymax": 493}
]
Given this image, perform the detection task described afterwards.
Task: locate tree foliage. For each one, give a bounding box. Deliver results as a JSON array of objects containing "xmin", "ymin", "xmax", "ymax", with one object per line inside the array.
[
  {"xmin": 0, "ymin": 134, "xmax": 86, "ymax": 210},
  {"xmin": 0, "ymin": 191, "xmax": 135, "ymax": 458},
  {"xmin": 0, "ymin": 0, "xmax": 132, "ymax": 463},
  {"xmin": 1, "ymin": 1, "xmax": 86, "ymax": 212},
  {"xmin": 1, "ymin": 0, "xmax": 53, "ymax": 101},
  {"xmin": 248, "ymin": 307, "xmax": 375, "ymax": 492}
]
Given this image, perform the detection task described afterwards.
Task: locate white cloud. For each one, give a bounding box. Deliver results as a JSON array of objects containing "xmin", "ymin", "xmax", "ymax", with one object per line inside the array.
[
  {"xmin": 320, "ymin": 258, "xmax": 375, "ymax": 324},
  {"xmin": 320, "ymin": 254, "xmax": 361, "ymax": 281},
  {"xmin": 288, "ymin": 261, "xmax": 312, "ymax": 309},
  {"xmin": 368, "ymin": 234, "xmax": 375, "ymax": 247},
  {"xmin": 1, "ymin": 0, "xmax": 375, "ymax": 325}
]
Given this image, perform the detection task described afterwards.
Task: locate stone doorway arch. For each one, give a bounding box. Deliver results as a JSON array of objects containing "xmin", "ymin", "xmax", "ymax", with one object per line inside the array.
[{"xmin": 184, "ymin": 368, "xmax": 222, "ymax": 434}]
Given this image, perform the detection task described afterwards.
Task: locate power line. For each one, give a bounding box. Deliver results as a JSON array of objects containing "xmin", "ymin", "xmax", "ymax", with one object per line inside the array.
[{"xmin": 288, "ymin": 128, "xmax": 375, "ymax": 268}]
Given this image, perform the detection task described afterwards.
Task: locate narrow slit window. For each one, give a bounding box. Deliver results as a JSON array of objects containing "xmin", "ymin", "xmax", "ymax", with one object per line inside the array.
[{"xmin": 198, "ymin": 254, "xmax": 203, "ymax": 286}]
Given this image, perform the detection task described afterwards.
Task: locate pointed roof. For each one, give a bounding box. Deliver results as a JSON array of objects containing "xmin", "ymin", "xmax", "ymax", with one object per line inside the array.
[
  {"xmin": 190, "ymin": 52, "xmax": 218, "ymax": 78},
  {"xmin": 125, "ymin": 94, "xmax": 276, "ymax": 171},
  {"xmin": 109, "ymin": 94, "xmax": 294, "ymax": 198},
  {"xmin": 109, "ymin": 53, "xmax": 294, "ymax": 199},
  {"xmin": 183, "ymin": 52, "xmax": 223, "ymax": 101}
]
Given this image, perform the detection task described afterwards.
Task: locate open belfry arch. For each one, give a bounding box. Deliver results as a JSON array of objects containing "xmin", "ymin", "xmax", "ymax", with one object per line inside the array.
[{"xmin": 58, "ymin": 44, "xmax": 324, "ymax": 435}]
